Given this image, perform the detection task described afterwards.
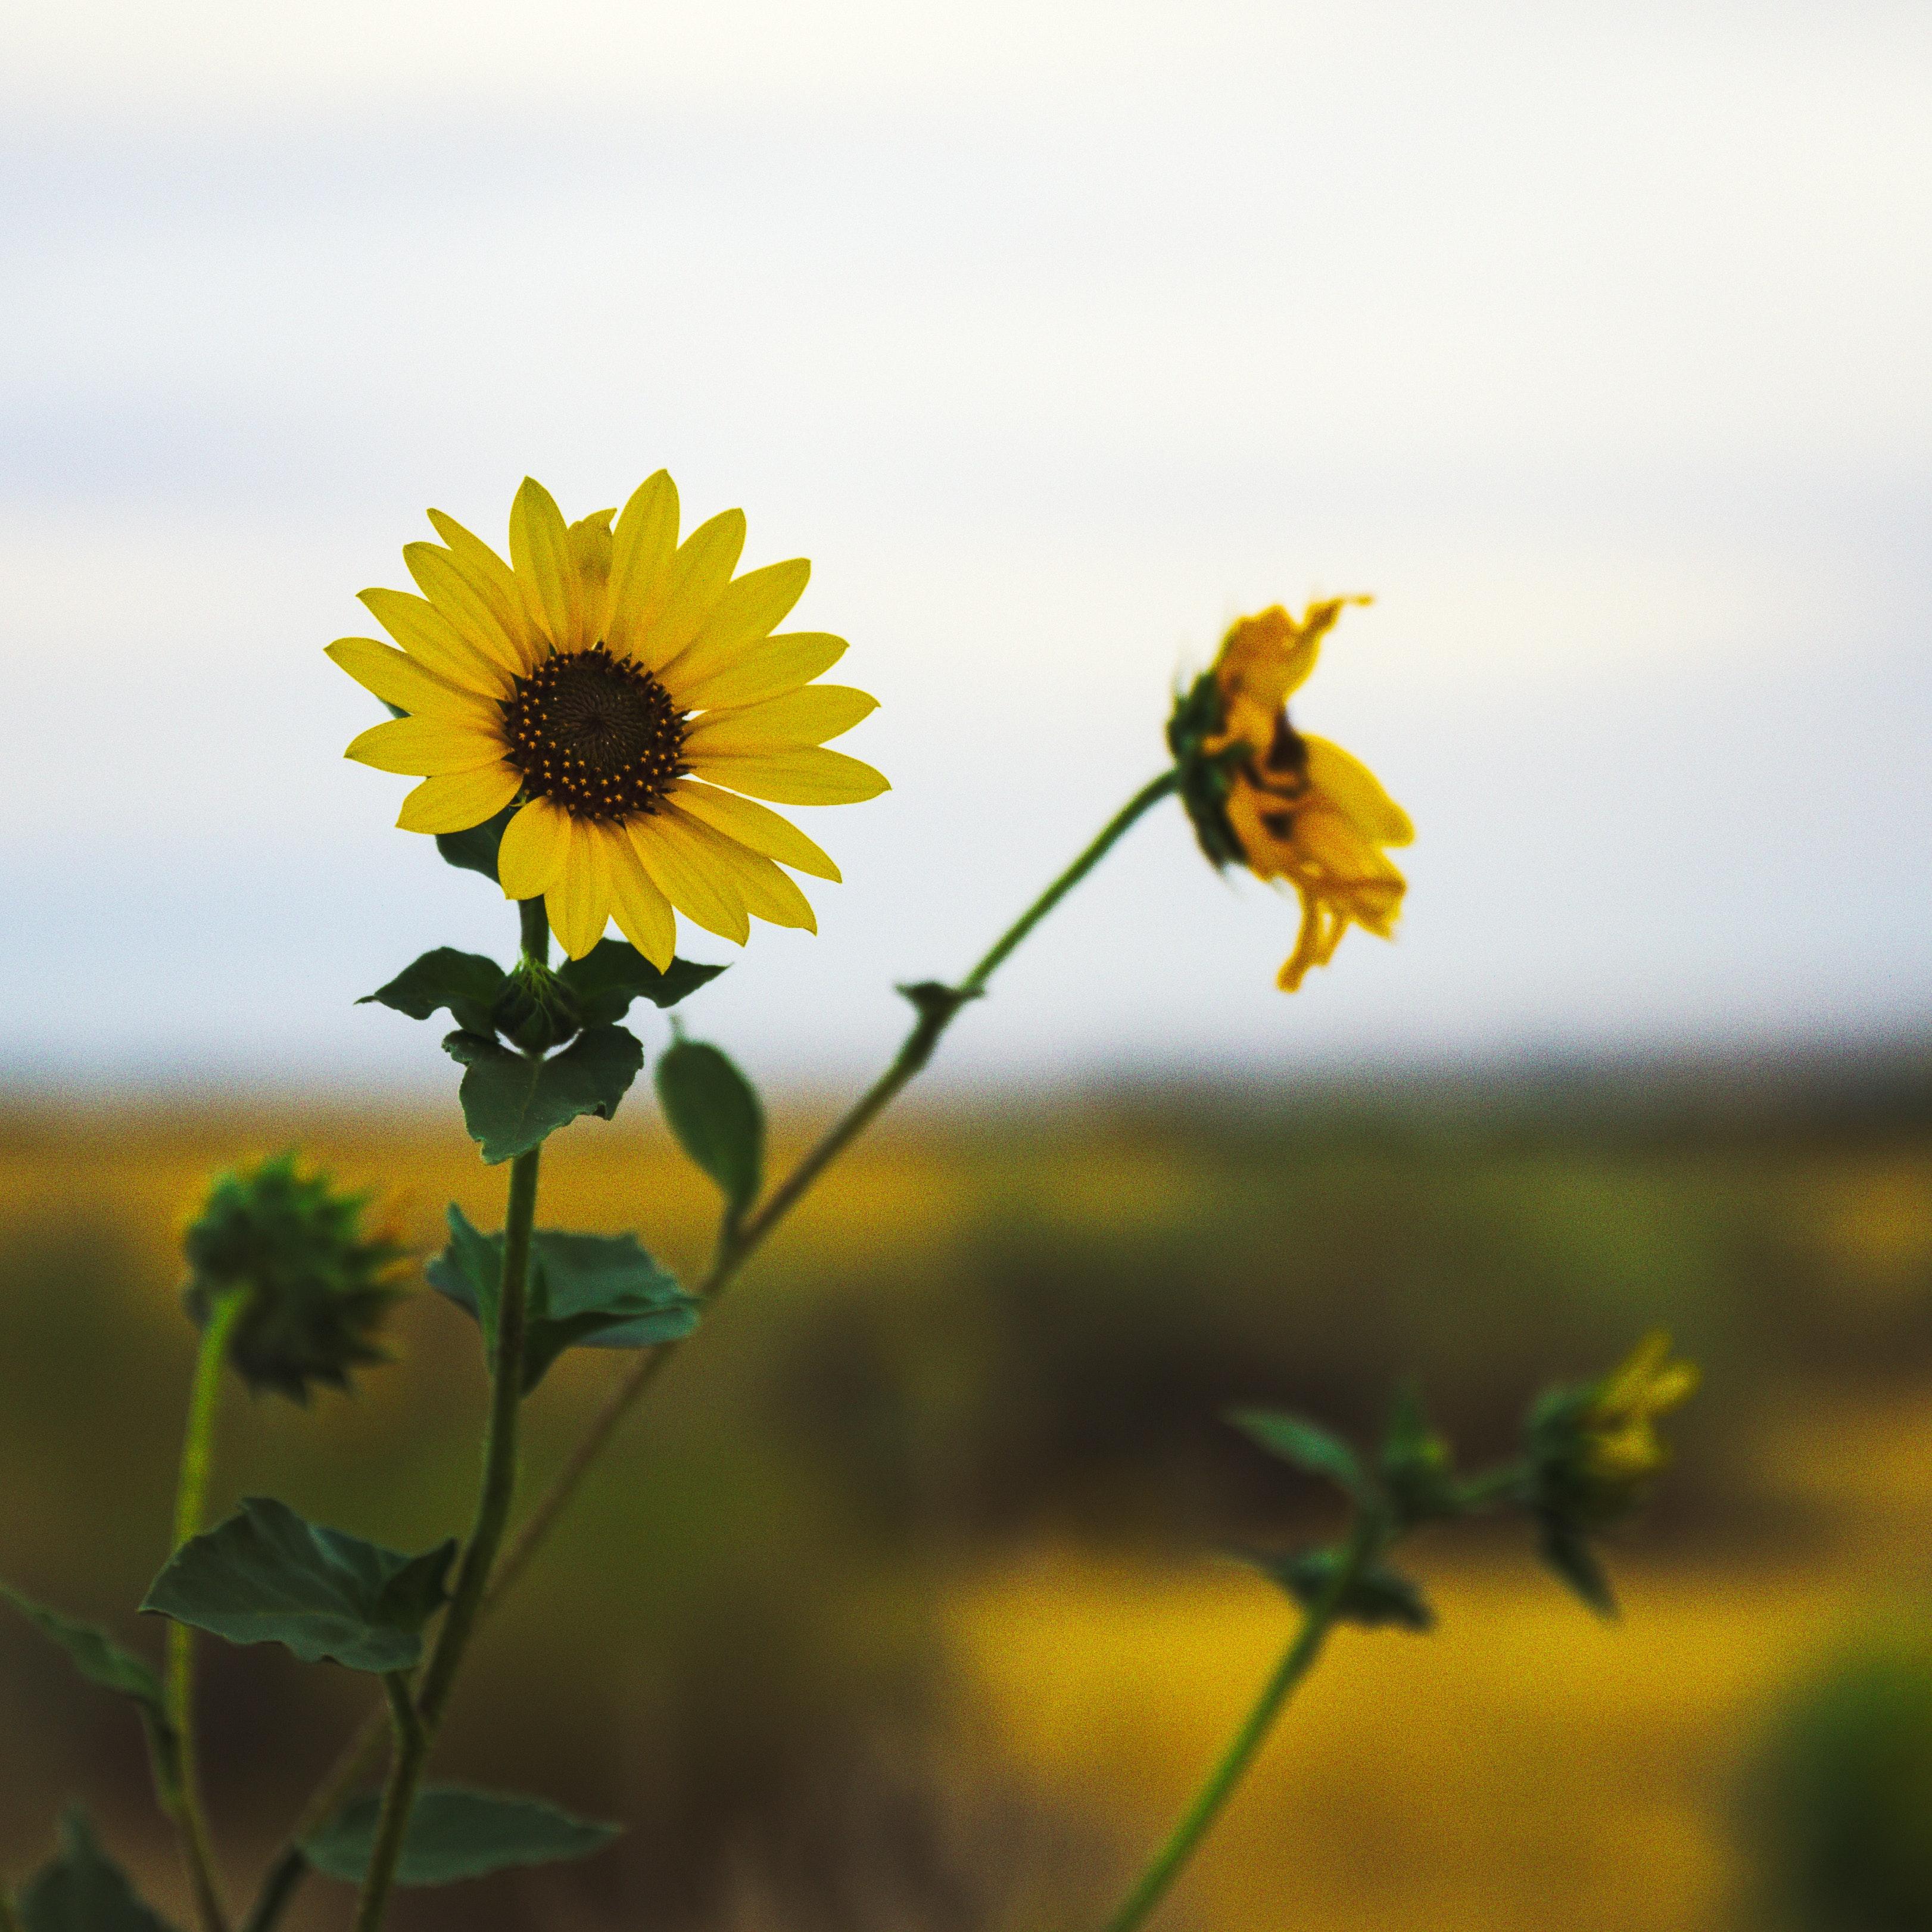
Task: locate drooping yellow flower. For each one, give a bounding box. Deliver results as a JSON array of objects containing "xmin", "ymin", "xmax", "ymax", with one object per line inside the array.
[
  {"xmin": 1172, "ymin": 599, "xmax": 1412, "ymax": 991},
  {"xmin": 1579, "ymin": 1330, "xmax": 1701, "ymax": 1488},
  {"xmin": 331, "ymin": 475, "xmax": 887, "ymax": 964}
]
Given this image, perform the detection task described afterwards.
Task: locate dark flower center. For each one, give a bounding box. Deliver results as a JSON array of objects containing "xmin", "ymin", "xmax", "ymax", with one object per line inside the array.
[{"xmin": 501, "ymin": 644, "xmax": 687, "ymax": 822}]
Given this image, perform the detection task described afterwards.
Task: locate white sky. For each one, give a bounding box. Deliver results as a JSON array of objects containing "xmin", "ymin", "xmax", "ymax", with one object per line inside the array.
[{"xmin": 3, "ymin": 0, "xmax": 1928, "ymax": 1089}]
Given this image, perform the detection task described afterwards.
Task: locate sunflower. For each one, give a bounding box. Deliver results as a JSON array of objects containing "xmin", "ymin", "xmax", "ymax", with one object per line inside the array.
[
  {"xmin": 1170, "ymin": 599, "xmax": 1412, "ymax": 992},
  {"xmin": 331, "ymin": 474, "xmax": 887, "ymax": 963}
]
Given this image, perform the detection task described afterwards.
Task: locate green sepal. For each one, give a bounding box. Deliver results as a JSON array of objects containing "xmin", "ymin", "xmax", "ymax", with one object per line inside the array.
[
  {"xmin": 17, "ymin": 1809, "xmax": 180, "ymax": 1932},
  {"xmin": 434, "ymin": 803, "xmax": 516, "ymax": 884},
  {"xmin": 303, "ymin": 1785, "xmax": 620, "ymax": 1887},
  {"xmin": 1378, "ymin": 1382, "xmax": 1462, "ymax": 1526},
  {"xmin": 1239, "ymin": 1547, "xmax": 1436, "ymax": 1632},
  {"xmin": 655, "ymin": 1038, "xmax": 764, "ymax": 1221},
  {"xmin": 557, "ymin": 939, "xmax": 726, "ymax": 1026},
  {"xmin": 1537, "ymin": 1522, "xmax": 1618, "ymax": 1620},
  {"xmin": 139, "ymin": 1497, "xmax": 455, "ymax": 1674},
  {"xmin": 426, "ymin": 1204, "xmax": 699, "ymax": 1394},
  {"xmin": 1166, "ymin": 668, "xmax": 1247, "ymax": 870},
  {"xmin": 0, "ymin": 1590, "xmax": 178, "ymax": 1791},
  {"xmin": 443, "ymin": 1025, "xmax": 646, "ymax": 1165},
  {"xmin": 1227, "ymin": 1407, "xmax": 1379, "ymax": 1509},
  {"xmin": 359, "ymin": 949, "xmax": 508, "ymax": 1037}
]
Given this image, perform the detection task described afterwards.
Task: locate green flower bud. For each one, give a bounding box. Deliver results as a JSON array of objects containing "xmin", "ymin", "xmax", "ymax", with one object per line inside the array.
[
  {"xmin": 1522, "ymin": 1330, "xmax": 1699, "ymax": 1613},
  {"xmin": 180, "ymin": 1154, "xmax": 407, "ymax": 1403}
]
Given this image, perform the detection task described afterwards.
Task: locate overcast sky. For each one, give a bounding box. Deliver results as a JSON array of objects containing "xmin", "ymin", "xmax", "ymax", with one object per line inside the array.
[{"xmin": 4, "ymin": 0, "xmax": 1928, "ymax": 1091}]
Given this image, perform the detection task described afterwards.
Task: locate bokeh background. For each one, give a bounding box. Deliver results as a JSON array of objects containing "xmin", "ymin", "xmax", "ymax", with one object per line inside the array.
[{"xmin": 3, "ymin": 2, "xmax": 1931, "ymax": 1927}]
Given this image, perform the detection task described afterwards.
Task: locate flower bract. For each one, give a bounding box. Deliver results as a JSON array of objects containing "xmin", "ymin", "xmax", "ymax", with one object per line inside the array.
[
  {"xmin": 182, "ymin": 1154, "xmax": 407, "ymax": 1403},
  {"xmin": 1169, "ymin": 599, "xmax": 1412, "ymax": 991},
  {"xmin": 332, "ymin": 475, "xmax": 889, "ymax": 962}
]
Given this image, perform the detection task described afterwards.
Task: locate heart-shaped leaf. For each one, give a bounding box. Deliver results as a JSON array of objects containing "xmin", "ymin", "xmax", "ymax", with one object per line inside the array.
[
  {"xmin": 18, "ymin": 1809, "xmax": 180, "ymax": 1932},
  {"xmin": 360, "ymin": 949, "xmax": 507, "ymax": 1037},
  {"xmin": 557, "ymin": 939, "xmax": 725, "ymax": 1026},
  {"xmin": 444, "ymin": 1024, "xmax": 645, "ymax": 1164},
  {"xmin": 434, "ymin": 803, "xmax": 516, "ymax": 883},
  {"xmin": 426, "ymin": 1205, "xmax": 699, "ymax": 1393},
  {"xmin": 140, "ymin": 1498, "xmax": 456, "ymax": 1673},
  {"xmin": 303, "ymin": 1785, "xmax": 620, "ymax": 1886},
  {"xmin": 655, "ymin": 1039, "xmax": 764, "ymax": 1220}
]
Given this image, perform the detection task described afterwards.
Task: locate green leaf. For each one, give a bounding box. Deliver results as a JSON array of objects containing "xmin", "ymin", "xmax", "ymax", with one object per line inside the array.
[
  {"xmin": 655, "ymin": 1038, "xmax": 764, "ymax": 1219},
  {"xmin": 444, "ymin": 1025, "xmax": 646, "ymax": 1165},
  {"xmin": 1240, "ymin": 1547, "xmax": 1436, "ymax": 1632},
  {"xmin": 139, "ymin": 1497, "xmax": 456, "ymax": 1673},
  {"xmin": 557, "ymin": 939, "xmax": 726, "ymax": 1026},
  {"xmin": 359, "ymin": 949, "xmax": 507, "ymax": 1037},
  {"xmin": 434, "ymin": 803, "xmax": 516, "ymax": 883},
  {"xmin": 1538, "ymin": 1523, "xmax": 1619, "ymax": 1619},
  {"xmin": 0, "ymin": 1588, "xmax": 171, "ymax": 1743},
  {"xmin": 1227, "ymin": 1407, "xmax": 1376, "ymax": 1506},
  {"xmin": 18, "ymin": 1809, "xmax": 179, "ymax": 1932},
  {"xmin": 426, "ymin": 1205, "xmax": 699, "ymax": 1393},
  {"xmin": 303, "ymin": 1785, "xmax": 619, "ymax": 1887}
]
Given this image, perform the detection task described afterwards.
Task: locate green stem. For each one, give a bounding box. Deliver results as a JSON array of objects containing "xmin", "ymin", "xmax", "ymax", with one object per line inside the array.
[
  {"xmin": 245, "ymin": 769, "xmax": 1180, "ymax": 1932},
  {"xmin": 519, "ymin": 895, "xmax": 550, "ymax": 964},
  {"xmin": 958, "ymin": 768, "xmax": 1180, "ymax": 994},
  {"xmin": 165, "ymin": 1290, "xmax": 246, "ymax": 1932},
  {"xmin": 351, "ymin": 1145, "xmax": 540, "ymax": 1932},
  {"xmin": 486, "ymin": 767, "xmax": 1182, "ymax": 1605},
  {"xmin": 1095, "ymin": 1517, "xmax": 1376, "ymax": 1932}
]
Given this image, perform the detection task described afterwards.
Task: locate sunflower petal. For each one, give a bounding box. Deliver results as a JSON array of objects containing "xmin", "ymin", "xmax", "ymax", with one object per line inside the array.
[
  {"xmin": 662, "ymin": 803, "xmax": 817, "ymax": 931},
  {"xmin": 1304, "ymin": 736, "xmax": 1414, "ymax": 847},
  {"xmin": 685, "ymin": 684, "xmax": 877, "ymax": 754},
  {"xmin": 426, "ymin": 509, "xmax": 541, "ymax": 665},
  {"xmin": 546, "ymin": 817, "xmax": 614, "ymax": 959},
  {"xmin": 396, "ymin": 764, "xmax": 522, "ymax": 834},
  {"xmin": 669, "ymin": 630, "xmax": 849, "ymax": 712},
  {"xmin": 325, "ymin": 638, "xmax": 500, "ymax": 725},
  {"xmin": 687, "ymin": 747, "xmax": 890, "ymax": 807},
  {"xmin": 637, "ymin": 509, "xmax": 746, "ymax": 671},
  {"xmin": 496, "ymin": 798, "xmax": 572, "ymax": 901},
  {"xmin": 659, "ymin": 557, "xmax": 810, "ymax": 690},
  {"xmin": 605, "ymin": 471, "xmax": 680, "ymax": 659},
  {"xmin": 668, "ymin": 781, "xmax": 842, "ymax": 882},
  {"xmin": 510, "ymin": 476, "xmax": 587, "ymax": 652},
  {"xmin": 345, "ymin": 716, "xmax": 506, "ymax": 776},
  {"xmin": 628, "ymin": 814, "xmax": 750, "ymax": 943},
  {"xmin": 404, "ymin": 541, "xmax": 532, "ymax": 675},
  {"xmin": 609, "ymin": 837, "xmax": 678, "ymax": 970},
  {"xmin": 358, "ymin": 587, "xmax": 514, "ymax": 697}
]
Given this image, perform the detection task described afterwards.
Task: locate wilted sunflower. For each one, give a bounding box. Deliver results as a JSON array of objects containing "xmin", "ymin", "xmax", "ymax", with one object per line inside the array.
[
  {"xmin": 331, "ymin": 474, "xmax": 887, "ymax": 962},
  {"xmin": 1170, "ymin": 599, "xmax": 1412, "ymax": 991}
]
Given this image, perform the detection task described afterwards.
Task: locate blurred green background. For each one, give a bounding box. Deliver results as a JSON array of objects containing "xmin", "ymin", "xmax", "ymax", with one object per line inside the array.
[{"xmin": 3, "ymin": 1051, "xmax": 1931, "ymax": 1930}]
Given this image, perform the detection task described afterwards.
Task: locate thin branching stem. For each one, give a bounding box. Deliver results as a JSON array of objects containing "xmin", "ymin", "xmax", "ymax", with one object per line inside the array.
[
  {"xmin": 244, "ymin": 770, "xmax": 1180, "ymax": 1932},
  {"xmin": 351, "ymin": 1144, "xmax": 540, "ymax": 1932},
  {"xmin": 1095, "ymin": 1515, "xmax": 1378, "ymax": 1932},
  {"xmin": 164, "ymin": 1288, "xmax": 247, "ymax": 1932}
]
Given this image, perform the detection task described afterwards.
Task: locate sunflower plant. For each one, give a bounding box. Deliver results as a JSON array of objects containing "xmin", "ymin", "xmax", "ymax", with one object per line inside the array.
[{"xmin": 0, "ymin": 475, "xmax": 1694, "ymax": 1932}]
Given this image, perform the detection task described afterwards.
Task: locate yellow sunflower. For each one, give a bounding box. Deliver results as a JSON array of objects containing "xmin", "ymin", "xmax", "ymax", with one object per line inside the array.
[
  {"xmin": 330, "ymin": 475, "xmax": 887, "ymax": 964},
  {"xmin": 1172, "ymin": 599, "xmax": 1412, "ymax": 992}
]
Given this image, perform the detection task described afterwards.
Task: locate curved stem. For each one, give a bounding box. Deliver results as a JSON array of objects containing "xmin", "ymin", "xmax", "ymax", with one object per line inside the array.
[
  {"xmin": 1095, "ymin": 1518, "xmax": 1375, "ymax": 1932},
  {"xmin": 247, "ymin": 769, "xmax": 1179, "ymax": 1932},
  {"xmin": 490, "ymin": 767, "xmax": 1181, "ymax": 1600},
  {"xmin": 351, "ymin": 1144, "xmax": 540, "ymax": 1932},
  {"xmin": 165, "ymin": 1289, "xmax": 246, "ymax": 1932}
]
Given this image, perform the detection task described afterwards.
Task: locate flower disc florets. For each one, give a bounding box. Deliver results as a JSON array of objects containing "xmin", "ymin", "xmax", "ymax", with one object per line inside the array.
[
  {"xmin": 502, "ymin": 644, "xmax": 687, "ymax": 823},
  {"xmin": 181, "ymin": 1155, "xmax": 407, "ymax": 1403}
]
